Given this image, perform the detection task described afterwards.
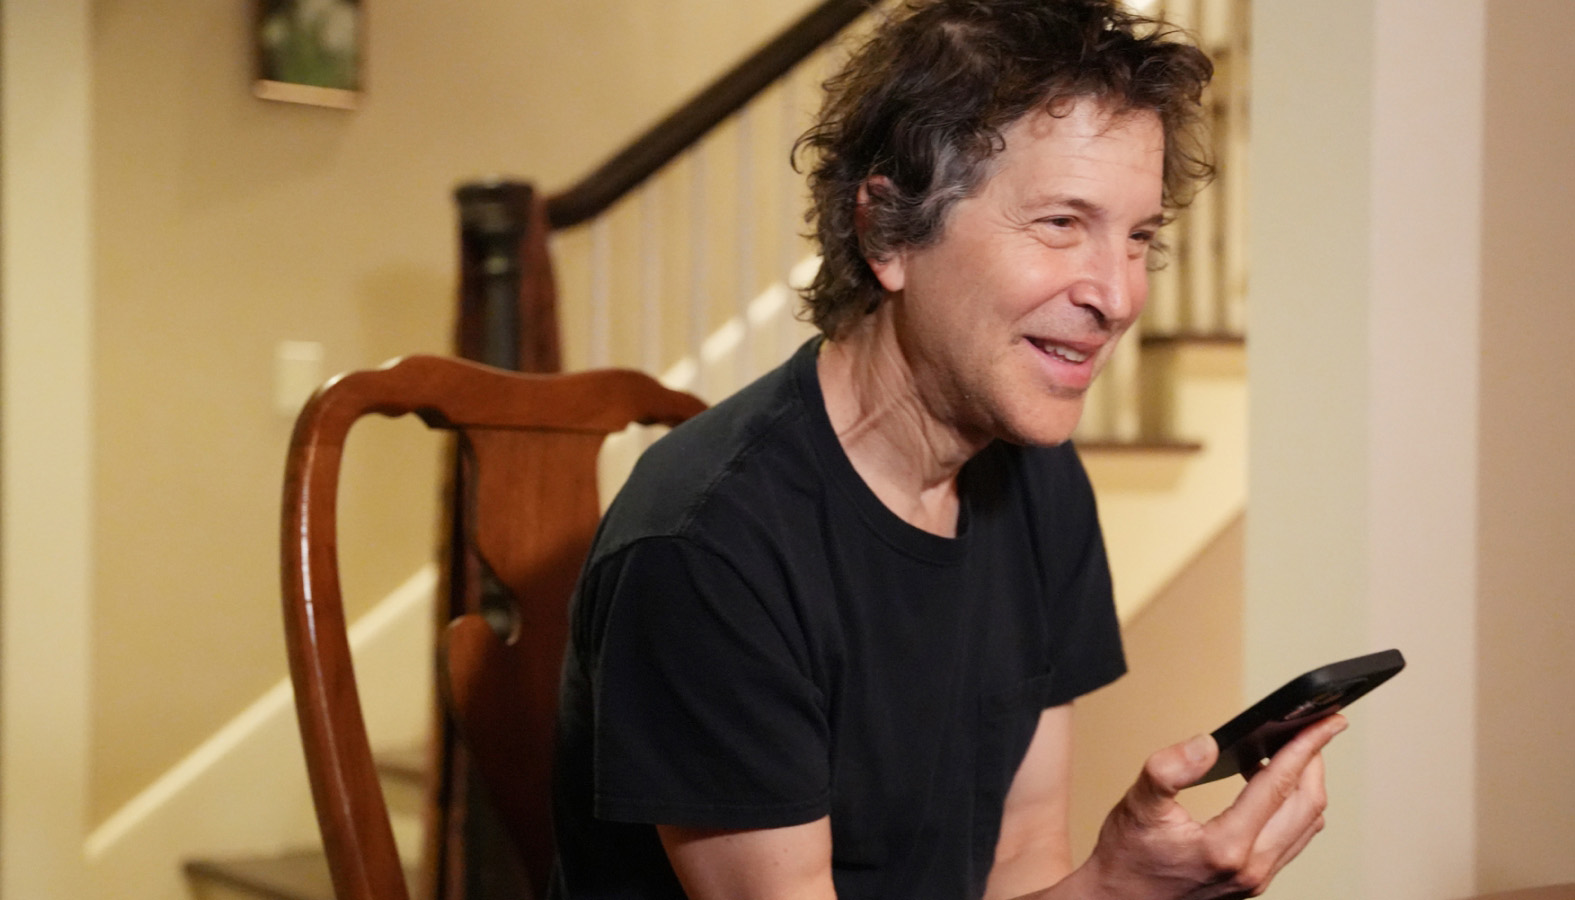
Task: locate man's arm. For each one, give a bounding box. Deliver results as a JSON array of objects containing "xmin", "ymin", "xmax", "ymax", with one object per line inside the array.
[
  {"xmin": 653, "ymin": 708, "xmax": 1343, "ymax": 900},
  {"xmin": 652, "ymin": 706, "xmax": 1078, "ymax": 900},
  {"xmin": 986, "ymin": 702, "xmax": 1345, "ymax": 900},
  {"xmin": 1035, "ymin": 713, "xmax": 1345, "ymax": 900},
  {"xmin": 657, "ymin": 818, "xmax": 837, "ymax": 900},
  {"xmin": 984, "ymin": 704, "xmax": 1078, "ymax": 899}
]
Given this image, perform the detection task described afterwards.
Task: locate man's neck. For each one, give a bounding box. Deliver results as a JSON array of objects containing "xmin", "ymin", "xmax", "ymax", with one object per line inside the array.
[{"xmin": 816, "ymin": 313, "xmax": 988, "ymax": 538}]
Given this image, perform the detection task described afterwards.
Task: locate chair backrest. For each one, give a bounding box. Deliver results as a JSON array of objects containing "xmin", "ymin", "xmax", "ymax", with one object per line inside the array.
[{"xmin": 281, "ymin": 354, "xmax": 705, "ymax": 900}]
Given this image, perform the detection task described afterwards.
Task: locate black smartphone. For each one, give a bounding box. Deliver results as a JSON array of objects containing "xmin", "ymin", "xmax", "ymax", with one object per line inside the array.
[{"xmin": 1191, "ymin": 649, "xmax": 1406, "ymax": 786}]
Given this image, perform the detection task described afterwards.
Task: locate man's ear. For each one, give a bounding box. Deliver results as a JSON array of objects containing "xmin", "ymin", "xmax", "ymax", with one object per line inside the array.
[{"xmin": 857, "ymin": 177, "xmax": 906, "ymax": 293}]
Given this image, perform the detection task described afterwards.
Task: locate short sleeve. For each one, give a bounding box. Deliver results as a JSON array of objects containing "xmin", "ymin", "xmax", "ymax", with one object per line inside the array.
[
  {"xmin": 586, "ymin": 537, "xmax": 831, "ymax": 830},
  {"xmin": 1040, "ymin": 445, "xmax": 1126, "ymax": 707}
]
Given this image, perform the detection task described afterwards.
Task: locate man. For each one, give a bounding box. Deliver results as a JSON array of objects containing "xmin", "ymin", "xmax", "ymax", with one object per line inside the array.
[{"xmin": 551, "ymin": 1, "xmax": 1343, "ymax": 897}]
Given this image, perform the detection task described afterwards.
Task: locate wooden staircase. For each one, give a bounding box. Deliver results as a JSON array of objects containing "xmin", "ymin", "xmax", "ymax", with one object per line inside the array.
[
  {"xmin": 185, "ymin": 749, "xmax": 424, "ymax": 900},
  {"xmin": 188, "ymin": 851, "xmax": 361, "ymax": 900}
]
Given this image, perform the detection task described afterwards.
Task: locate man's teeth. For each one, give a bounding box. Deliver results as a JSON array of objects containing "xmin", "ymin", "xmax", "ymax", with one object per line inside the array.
[{"xmin": 1035, "ymin": 340, "xmax": 1089, "ymax": 363}]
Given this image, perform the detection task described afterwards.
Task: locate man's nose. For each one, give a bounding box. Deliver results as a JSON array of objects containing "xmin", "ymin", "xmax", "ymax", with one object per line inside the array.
[{"xmin": 1067, "ymin": 240, "xmax": 1139, "ymax": 328}]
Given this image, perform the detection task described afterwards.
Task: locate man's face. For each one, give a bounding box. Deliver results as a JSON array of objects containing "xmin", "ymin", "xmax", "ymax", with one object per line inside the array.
[{"xmin": 868, "ymin": 97, "xmax": 1166, "ymax": 448}]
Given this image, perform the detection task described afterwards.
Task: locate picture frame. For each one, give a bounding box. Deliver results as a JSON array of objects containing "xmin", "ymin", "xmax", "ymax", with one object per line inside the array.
[{"xmin": 254, "ymin": 0, "xmax": 365, "ymax": 109}]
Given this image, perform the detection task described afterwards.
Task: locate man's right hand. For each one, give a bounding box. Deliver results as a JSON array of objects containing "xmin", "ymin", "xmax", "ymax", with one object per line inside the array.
[{"xmin": 1057, "ymin": 714, "xmax": 1345, "ymax": 900}]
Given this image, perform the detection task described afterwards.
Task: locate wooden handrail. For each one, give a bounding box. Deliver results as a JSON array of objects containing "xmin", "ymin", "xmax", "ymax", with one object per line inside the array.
[{"xmin": 544, "ymin": 0, "xmax": 872, "ymax": 230}]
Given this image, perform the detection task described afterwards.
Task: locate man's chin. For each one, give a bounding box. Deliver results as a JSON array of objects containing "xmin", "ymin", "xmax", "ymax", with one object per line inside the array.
[{"xmin": 1003, "ymin": 400, "xmax": 1085, "ymax": 447}]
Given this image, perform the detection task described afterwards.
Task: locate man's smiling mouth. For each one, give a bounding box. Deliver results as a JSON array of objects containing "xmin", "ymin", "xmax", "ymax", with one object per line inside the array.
[{"xmin": 1028, "ymin": 337, "xmax": 1092, "ymax": 364}]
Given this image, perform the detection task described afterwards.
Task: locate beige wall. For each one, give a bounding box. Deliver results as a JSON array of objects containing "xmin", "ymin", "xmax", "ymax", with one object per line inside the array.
[
  {"xmin": 1477, "ymin": 1, "xmax": 1575, "ymax": 889},
  {"xmin": 1070, "ymin": 516, "xmax": 1245, "ymax": 861},
  {"xmin": 1252, "ymin": 0, "xmax": 1575, "ymax": 897},
  {"xmin": 88, "ymin": 0, "xmax": 821, "ymax": 825}
]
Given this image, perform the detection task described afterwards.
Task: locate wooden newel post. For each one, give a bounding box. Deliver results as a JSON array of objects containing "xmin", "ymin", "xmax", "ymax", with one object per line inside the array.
[
  {"xmin": 428, "ymin": 179, "xmax": 566, "ymax": 900},
  {"xmin": 455, "ymin": 180, "xmax": 562, "ymax": 374}
]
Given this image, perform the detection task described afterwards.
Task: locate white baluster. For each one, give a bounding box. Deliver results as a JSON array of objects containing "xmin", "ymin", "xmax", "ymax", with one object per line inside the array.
[
  {"xmin": 590, "ymin": 216, "xmax": 612, "ymax": 368},
  {"xmin": 1148, "ymin": 230, "xmax": 1184, "ymax": 334},
  {"xmin": 1185, "ymin": 176, "xmax": 1220, "ymax": 335},
  {"xmin": 641, "ymin": 189, "xmax": 662, "ymax": 374},
  {"xmin": 1221, "ymin": 0, "xmax": 1251, "ymax": 335},
  {"xmin": 737, "ymin": 105, "xmax": 756, "ymax": 388},
  {"xmin": 781, "ymin": 70, "xmax": 808, "ymax": 362},
  {"xmin": 689, "ymin": 144, "xmax": 710, "ymax": 400},
  {"xmin": 1078, "ymin": 366, "xmax": 1111, "ymax": 443},
  {"xmin": 1110, "ymin": 330, "xmax": 1143, "ymax": 442}
]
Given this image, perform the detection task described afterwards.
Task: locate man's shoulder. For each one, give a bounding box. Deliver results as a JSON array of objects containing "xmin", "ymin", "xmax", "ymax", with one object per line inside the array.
[{"xmin": 593, "ymin": 346, "xmax": 826, "ymax": 557}]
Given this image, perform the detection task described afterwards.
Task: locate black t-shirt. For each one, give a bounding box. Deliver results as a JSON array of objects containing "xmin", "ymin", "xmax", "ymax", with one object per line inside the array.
[{"xmin": 551, "ymin": 339, "xmax": 1125, "ymax": 900}]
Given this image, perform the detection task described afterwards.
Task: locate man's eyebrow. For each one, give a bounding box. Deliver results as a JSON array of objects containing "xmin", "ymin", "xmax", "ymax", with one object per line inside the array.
[
  {"xmin": 1135, "ymin": 211, "xmax": 1168, "ymax": 230},
  {"xmin": 1027, "ymin": 195, "xmax": 1102, "ymax": 215}
]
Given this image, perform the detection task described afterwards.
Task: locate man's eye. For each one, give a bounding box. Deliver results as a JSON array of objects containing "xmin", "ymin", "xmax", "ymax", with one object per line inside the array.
[{"xmin": 1043, "ymin": 216, "xmax": 1075, "ymax": 228}]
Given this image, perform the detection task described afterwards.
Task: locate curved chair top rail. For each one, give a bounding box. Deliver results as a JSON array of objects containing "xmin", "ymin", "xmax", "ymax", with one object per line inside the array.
[
  {"xmin": 280, "ymin": 354, "xmax": 704, "ymax": 900},
  {"xmin": 545, "ymin": 0, "xmax": 872, "ymax": 229},
  {"xmin": 300, "ymin": 354, "xmax": 706, "ymax": 435}
]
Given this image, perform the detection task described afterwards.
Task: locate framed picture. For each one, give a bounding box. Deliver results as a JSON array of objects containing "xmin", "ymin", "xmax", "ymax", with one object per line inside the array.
[{"xmin": 254, "ymin": 0, "xmax": 364, "ymax": 109}]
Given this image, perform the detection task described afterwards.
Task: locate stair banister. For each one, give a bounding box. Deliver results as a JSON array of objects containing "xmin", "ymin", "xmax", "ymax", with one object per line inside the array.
[
  {"xmin": 544, "ymin": 0, "xmax": 871, "ymax": 230},
  {"xmin": 452, "ymin": 0, "xmax": 871, "ymax": 376}
]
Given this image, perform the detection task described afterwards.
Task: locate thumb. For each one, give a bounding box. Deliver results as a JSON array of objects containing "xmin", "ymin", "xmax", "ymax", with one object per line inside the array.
[{"xmin": 1131, "ymin": 734, "xmax": 1218, "ymax": 814}]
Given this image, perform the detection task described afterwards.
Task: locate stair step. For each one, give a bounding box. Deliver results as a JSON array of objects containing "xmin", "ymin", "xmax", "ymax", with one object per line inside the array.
[
  {"xmin": 376, "ymin": 744, "xmax": 428, "ymax": 823},
  {"xmin": 1076, "ymin": 438, "xmax": 1202, "ymax": 454},
  {"xmin": 187, "ymin": 746, "xmax": 427, "ymax": 900},
  {"xmin": 1141, "ymin": 331, "xmax": 1245, "ymax": 348},
  {"xmin": 185, "ymin": 849, "xmax": 415, "ymax": 900},
  {"xmin": 375, "ymin": 744, "xmax": 426, "ymax": 786}
]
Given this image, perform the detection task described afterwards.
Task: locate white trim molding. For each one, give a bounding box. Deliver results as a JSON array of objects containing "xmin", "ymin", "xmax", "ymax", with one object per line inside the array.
[{"xmin": 1, "ymin": 0, "xmax": 96, "ymax": 897}]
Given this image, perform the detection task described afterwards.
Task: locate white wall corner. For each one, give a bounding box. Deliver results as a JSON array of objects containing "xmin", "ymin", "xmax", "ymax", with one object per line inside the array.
[
  {"xmin": 1363, "ymin": 2, "xmax": 1484, "ymax": 898},
  {"xmin": 1, "ymin": 0, "xmax": 95, "ymax": 898},
  {"xmin": 1246, "ymin": 2, "xmax": 1376, "ymax": 898},
  {"xmin": 1248, "ymin": 2, "xmax": 1484, "ymax": 899}
]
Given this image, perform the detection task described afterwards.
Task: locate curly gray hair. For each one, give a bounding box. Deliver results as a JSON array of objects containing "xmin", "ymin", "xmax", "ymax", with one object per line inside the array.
[{"xmin": 794, "ymin": 0, "xmax": 1214, "ymax": 338}]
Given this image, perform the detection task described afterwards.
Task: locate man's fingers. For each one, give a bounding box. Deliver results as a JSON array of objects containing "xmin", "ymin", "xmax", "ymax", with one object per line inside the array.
[
  {"xmin": 1192, "ymin": 738, "xmax": 1333, "ymax": 896},
  {"xmin": 1246, "ymin": 752, "xmax": 1329, "ymax": 888},
  {"xmin": 1242, "ymin": 801, "xmax": 1326, "ymax": 897},
  {"xmin": 1129, "ymin": 734, "xmax": 1218, "ymax": 819},
  {"xmin": 1267, "ymin": 809, "xmax": 1325, "ymax": 887},
  {"xmin": 1211, "ymin": 715, "xmax": 1345, "ymax": 844}
]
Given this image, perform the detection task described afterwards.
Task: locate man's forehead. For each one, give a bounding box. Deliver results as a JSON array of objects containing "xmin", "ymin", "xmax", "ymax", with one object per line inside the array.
[
  {"xmin": 984, "ymin": 101, "xmax": 1165, "ymax": 201},
  {"xmin": 1008, "ymin": 99, "xmax": 1165, "ymax": 151}
]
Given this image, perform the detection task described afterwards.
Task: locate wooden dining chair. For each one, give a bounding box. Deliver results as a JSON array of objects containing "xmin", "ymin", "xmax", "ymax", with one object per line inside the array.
[{"xmin": 281, "ymin": 354, "xmax": 706, "ymax": 900}]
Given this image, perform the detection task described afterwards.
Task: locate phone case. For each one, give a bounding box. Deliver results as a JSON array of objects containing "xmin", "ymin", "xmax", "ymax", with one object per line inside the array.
[{"xmin": 1192, "ymin": 648, "xmax": 1406, "ymax": 786}]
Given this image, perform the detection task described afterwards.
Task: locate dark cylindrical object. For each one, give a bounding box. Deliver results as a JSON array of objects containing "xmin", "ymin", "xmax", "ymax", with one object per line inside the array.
[{"xmin": 455, "ymin": 180, "xmax": 532, "ymax": 371}]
